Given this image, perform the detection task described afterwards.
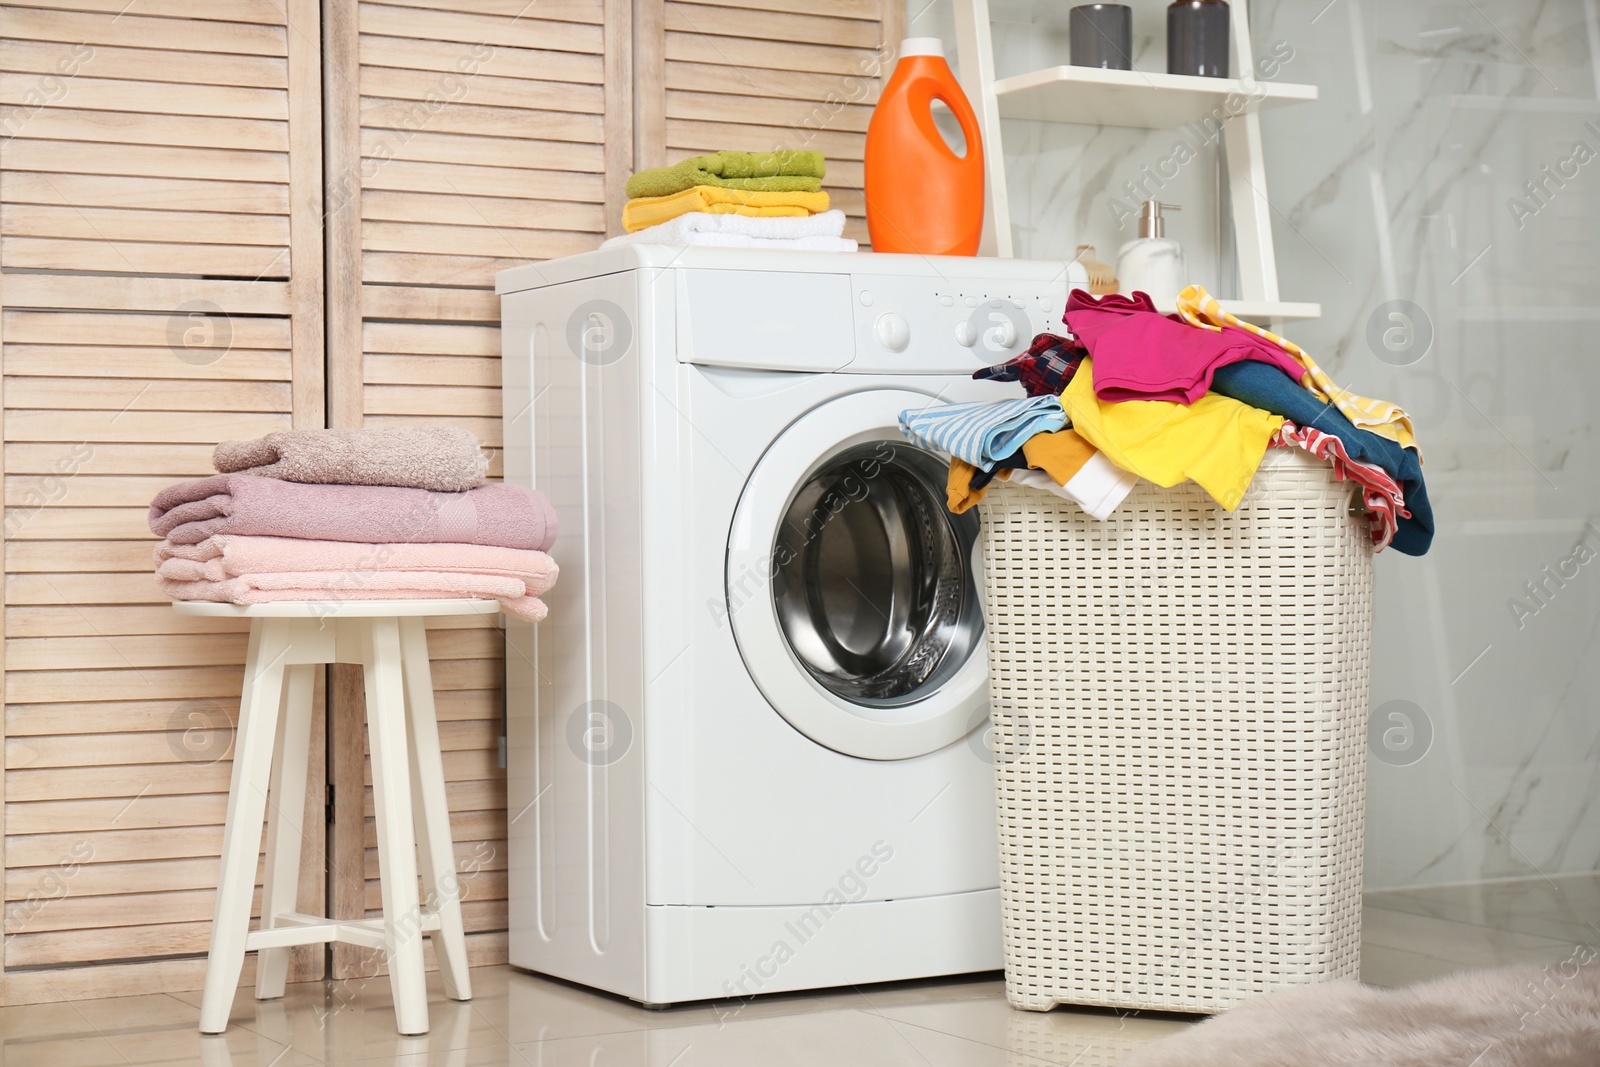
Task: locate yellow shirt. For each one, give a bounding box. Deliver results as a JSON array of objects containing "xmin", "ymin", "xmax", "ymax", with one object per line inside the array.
[
  {"xmin": 1061, "ymin": 358, "xmax": 1283, "ymax": 511},
  {"xmin": 1174, "ymin": 284, "xmax": 1419, "ymax": 455}
]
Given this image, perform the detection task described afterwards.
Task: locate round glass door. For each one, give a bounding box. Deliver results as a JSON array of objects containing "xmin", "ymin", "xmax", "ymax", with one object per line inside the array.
[
  {"xmin": 726, "ymin": 389, "xmax": 989, "ymax": 760},
  {"xmin": 772, "ymin": 442, "xmax": 982, "ymax": 707}
]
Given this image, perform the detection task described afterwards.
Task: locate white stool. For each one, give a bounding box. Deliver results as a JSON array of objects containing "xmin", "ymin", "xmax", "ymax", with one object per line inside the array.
[{"xmin": 176, "ymin": 599, "xmax": 498, "ymax": 1035}]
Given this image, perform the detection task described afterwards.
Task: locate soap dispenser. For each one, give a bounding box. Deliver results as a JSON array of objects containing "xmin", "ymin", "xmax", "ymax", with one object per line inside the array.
[{"xmin": 1116, "ymin": 200, "xmax": 1187, "ymax": 306}]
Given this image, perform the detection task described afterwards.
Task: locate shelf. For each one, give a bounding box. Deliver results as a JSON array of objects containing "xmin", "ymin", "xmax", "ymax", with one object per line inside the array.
[
  {"xmin": 1151, "ymin": 299, "xmax": 1321, "ymax": 322},
  {"xmin": 993, "ymin": 65, "xmax": 1318, "ymax": 127}
]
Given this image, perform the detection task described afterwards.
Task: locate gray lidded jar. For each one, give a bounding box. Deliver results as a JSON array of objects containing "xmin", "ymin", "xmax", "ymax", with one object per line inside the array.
[
  {"xmin": 1069, "ymin": 4, "xmax": 1133, "ymax": 70},
  {"xmin": 1168, "ymin": 0, "xmax": 1230, "ymax": 78}
]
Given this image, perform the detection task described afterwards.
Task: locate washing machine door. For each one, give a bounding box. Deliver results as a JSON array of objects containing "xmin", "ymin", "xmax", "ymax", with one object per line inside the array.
[{"xmin": 726, "ymin": 389, "xmax": 988, "ymax": 760}]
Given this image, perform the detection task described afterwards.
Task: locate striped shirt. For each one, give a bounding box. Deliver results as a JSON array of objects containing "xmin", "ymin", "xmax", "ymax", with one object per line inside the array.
[{"xmin": 899, "ymin": 395, "xmax": 1068, "ymax": 471}]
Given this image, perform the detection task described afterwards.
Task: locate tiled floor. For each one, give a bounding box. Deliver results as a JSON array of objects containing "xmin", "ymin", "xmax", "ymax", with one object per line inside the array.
[{"xmin": 3, "ymin": 874, "xmax": 1594, "ymax": 1066}]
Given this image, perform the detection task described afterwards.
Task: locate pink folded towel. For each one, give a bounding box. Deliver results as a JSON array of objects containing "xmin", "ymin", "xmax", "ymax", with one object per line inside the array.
[
  {"xmin": 155, "ymin": 536, "xmax": 557, "ymax": 591},
  {"xmin": 155, "ymin": 573, "xmax": 549, "ymax": 621},
  {"xmin": 214, "ymin": 426, "xmax": 488, "ymax": 492},
  {"xmin": 149, "ymin": 475, "xmax": 557, "ymax": 551}
]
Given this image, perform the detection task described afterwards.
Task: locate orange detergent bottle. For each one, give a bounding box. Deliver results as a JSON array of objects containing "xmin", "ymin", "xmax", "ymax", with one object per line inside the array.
[{"xmin": 864, "ymin": 38, "xmax": 985, "ymax": 255}]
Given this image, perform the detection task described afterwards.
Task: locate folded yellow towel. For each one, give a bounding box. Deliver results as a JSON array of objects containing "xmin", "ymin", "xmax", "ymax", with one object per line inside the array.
[{"xmin": 622, "ymin": 186, "xmax": 831, "ymax": 233}]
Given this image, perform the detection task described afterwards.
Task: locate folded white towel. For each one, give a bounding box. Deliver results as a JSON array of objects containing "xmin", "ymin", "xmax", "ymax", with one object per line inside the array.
[{"xmin": 602, "ymin": 210, "xmax": 858, "ymax": 252}]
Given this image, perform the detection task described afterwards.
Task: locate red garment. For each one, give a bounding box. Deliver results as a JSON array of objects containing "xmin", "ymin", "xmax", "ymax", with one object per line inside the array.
[
  {"xmin": 1273, "ymin": 421, "xmax": 1409, "ymax": 552},
  {"xmin": 1063, "ymin": 289, "xmax": 1307, "ymax": 404}
]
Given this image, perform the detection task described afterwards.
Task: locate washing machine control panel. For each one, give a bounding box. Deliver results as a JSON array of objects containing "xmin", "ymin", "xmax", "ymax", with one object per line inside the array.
[{"xmin": 847, "ymin": 274, "xmax": 1069, "ymax": 374}]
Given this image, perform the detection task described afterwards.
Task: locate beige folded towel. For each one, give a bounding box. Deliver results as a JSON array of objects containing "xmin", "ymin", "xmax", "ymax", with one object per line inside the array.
[{"xmin": 213, "ymin": 426, "xmax": 488, "ymax": 492}]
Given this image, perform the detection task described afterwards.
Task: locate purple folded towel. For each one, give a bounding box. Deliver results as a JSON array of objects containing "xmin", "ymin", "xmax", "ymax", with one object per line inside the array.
[{"xmin": 149, "ymin": 475, "xmax": 557, "ymax": 551}]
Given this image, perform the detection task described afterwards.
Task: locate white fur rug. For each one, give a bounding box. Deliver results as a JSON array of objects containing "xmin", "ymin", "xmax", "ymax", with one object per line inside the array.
[{"xmin": 1121, "ymin": 955, "xmax": 1600, "ymax": 1067}]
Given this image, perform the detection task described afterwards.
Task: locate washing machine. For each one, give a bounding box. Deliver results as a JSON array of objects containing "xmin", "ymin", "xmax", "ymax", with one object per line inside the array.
[{"xmin": 497, "ymin": 246, "xmax": 1075, "ymax": 1006}]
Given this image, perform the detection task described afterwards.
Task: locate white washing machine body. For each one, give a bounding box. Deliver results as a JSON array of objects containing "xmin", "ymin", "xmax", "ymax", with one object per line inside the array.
[{"xmin": 498, "ymin": 246, "xmax": 1075, "ymax": 1006}]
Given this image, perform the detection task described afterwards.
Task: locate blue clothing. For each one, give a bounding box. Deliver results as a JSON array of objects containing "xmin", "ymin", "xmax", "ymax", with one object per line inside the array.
[
  {"xmin": 899, "ymin": 395, "xmax": 1068, "ymax": 472},
  {"xmin": 1210, "ymin": 361, "xmax": 1432, "ymax": 556}
]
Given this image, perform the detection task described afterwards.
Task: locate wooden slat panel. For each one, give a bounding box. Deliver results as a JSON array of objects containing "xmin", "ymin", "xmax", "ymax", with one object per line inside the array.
[
  {"xmin": 359, "ymin": 127, "xmax": 604, "ymax": 171},
  {"xmin": 4, "ymin": 0, "xmax": 287, "ymax": 22},
  {"xmin": 0, "ymin": 274, "xmax": 292, "ymax": 315},
  {"xmin": 360, "ymin": 158, "xmax": 605, "ymax": 202},
  {"xmin": 4, "ymin": 345, "xmax": 293, "ymax": 381},
  {"xmin": 12, "ymin": 108, "xmax": 289, "ymax": 152},
  {"xmin": 5, "ymin": 885, "xmax": 256, "ymax": 934},
  {"xmin": 3, "ymin": 172, "xmax": 290, "ymax": 214},
  {"xmin": 365, "ymin": 352, "xmax": 499, "ymax": 387},
  {"xmin": 360, "ymin": 34, "xmax": 603, "ymax": 85},
  {"xmin": 665, "ymin": 60, "xmax": 882, "ymax": 104},
  {"xmin": 1, "ymin": 206, "xmax": 291, "ymax": 246},
  {"xmin": 363, "ymin": 321, "xmax": 498, "ymax": 355},
  {"xmin": 4, "ymin": 541, "xmax": 162, "ymax": 572},
  {"xmin": 664, "ymin": 30, "xmax": 878, "ymax": 77},
  {"xmin": 0, "ymin": 139, "xmax": 289, "ymax": 183},
  {"xmin": 0, "ymin": 74, "xmax": 290, "ymax": 120},
  {"xmin": 359, "ymin": 4, "xmax": 604, "ymax": 50},
  {"xmin": 364, "ymin": 384, "xmax": 500, "ymax": 417},
  {"xmin": 362, "ymin": 189, "xmax": 606, "ymax": 232},
  {"xmin": 5, "ymin": 633, "xmax": 252, "ymax": 672},
  {"xmin": 7, "ymin": 794, "xmax": 229, "ymax": 835},
  {"xmin": 4, "ymin": 310, "xmax": 291, "ymax": 347},
  {"xmin": 360, "ymin": 96, "xmax": 603, "ymax": 142},
  {"xmin": 1, "ymin": 0, "xmax": 325, "ymax": 994},
  {"xmin": 3, "ymin": 607, "xmax": 250, "ymax": 639},
  {"xmin": 4, "ymin": 409, "xmax": 291, "ymax": 442},
  {"xmin": 666, "ymin": 89, "xmax": 873, "ymax": 134},
  {"xmin": 362, "ymin": 220, "xmax": 595, "ymax": 261},
  {"xmin": 359, "ymin": 65, "xmax": 603, "ymax": 113},
  {"xmin": 0, "ymin": 39, "xmax": 287, "ymax": 88},
  {"xmin": 664, "ymin": 2, "xmax": 880, "ymax": 48},
  {"xmin": 7, "ymin": 826, "xmax": 225, "ymax": 866},
  {"xmin": 7, "ymin": 919, "xmax": 215, "ymax": 966},
  {"xmin": 362, "ymin": 251, "xmax": 526, "ymax": 286},
  {"xmin": 1, "ymin": 7, "xmax": 289, "ymax": 56},
  {"xmin": 2, "ymin": 236, "xmax": 290, "ymax": 276},
  {"xmin": 5, "ymin": 443, "xmax": 216, "ymax": 476}
]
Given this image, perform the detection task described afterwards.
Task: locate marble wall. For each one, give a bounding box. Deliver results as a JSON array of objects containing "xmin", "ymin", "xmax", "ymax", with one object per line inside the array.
[{"xmin": 911, "ymin": 0, "xmax": 1600, "ymax": 888}]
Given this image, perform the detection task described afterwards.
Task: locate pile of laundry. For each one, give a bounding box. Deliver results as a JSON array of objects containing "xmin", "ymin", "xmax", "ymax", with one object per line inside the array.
[
  {"xmin": 603, "ymin": 149, "xmax": 857, "ymax": 252},
  {"xmin": 901, "ymin": 285, "xmax": 1432, "ymax": 555},
  {"xmin": 148, "ymin": 426, "xmax": 560, "ymax": 618}
]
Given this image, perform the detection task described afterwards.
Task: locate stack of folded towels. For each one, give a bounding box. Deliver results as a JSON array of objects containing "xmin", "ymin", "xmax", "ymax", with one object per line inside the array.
[
  {"xmin": 148, "ymin": 426, "xmax": 558, "ymax": 620},
  {"xmin": 603, "ymin": 149, "xmax": 857, "ymax": 252}
]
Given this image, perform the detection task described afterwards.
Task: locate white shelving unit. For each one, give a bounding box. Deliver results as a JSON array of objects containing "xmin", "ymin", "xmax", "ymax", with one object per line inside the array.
[{"xmin": 951, "ymin": 0, "xmax": 1320, "ymax": 322}]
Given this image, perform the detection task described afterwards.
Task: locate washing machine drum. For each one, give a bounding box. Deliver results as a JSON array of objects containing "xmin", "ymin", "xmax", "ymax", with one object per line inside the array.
[{"xmin": 726, "ymin": 390, "xmax": 989, "ymax": 760}]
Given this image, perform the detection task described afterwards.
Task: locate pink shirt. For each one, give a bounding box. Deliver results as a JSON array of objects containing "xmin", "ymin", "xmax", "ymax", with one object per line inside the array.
[{"xmin": 1063, "ymin": 290, "xmax": 1306, "ymax": 404}]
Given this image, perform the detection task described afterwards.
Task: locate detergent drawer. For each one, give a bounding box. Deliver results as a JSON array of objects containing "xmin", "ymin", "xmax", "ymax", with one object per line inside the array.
[{"xmin": 673, "ymin": 267, "xmax": 855, "ymax": 372}]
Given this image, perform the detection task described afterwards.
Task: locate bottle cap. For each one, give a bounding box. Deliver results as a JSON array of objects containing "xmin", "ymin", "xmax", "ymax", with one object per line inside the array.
[{"xmin": 900, "ymin": 37, "xmax": 945, "ymax": 58}]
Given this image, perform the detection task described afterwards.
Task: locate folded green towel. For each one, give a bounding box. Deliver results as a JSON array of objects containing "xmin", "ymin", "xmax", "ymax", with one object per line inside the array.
[{"xmin": 625, "ymin": 150, "xmax": 826, "ymax": 199}]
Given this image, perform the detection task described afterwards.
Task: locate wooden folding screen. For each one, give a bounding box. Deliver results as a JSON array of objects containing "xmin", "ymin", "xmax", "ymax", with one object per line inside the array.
[
  {"xmin": 0, "ymin": 0, "xmax": 326, "ymax": 1002},
  {"xmin": 320, "ymin": 0, "xmax": 632, "ymax": 977},
  {"xmin": 0, "ymin": 0, "xmax": 903, "ymax": 1001},
  {"xmin": 635, "ymin": 0, "xmax": 905, "ymax": 246}
]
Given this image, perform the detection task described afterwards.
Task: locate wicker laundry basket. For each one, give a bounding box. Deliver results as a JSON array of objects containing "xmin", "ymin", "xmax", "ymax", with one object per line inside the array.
[{"xmin": 977, "ymin": 448, "xmax": 1372, "ymax": 1014}]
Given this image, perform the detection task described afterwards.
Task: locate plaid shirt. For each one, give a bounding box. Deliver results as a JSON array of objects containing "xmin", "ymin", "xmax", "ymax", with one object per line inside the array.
[{"xmin": 973, "ymin": 332, "xmax": 1086, "ymax": 396}]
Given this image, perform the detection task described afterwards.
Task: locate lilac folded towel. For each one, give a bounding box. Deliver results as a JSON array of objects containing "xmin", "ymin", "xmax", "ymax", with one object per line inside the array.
[
  {"xmin": 213, "ymin": 426, "xmax": 488, "ymax": 492},
  {"xmin": 149, "ymin": 475, "xmax": 557, "ymax": 551}
]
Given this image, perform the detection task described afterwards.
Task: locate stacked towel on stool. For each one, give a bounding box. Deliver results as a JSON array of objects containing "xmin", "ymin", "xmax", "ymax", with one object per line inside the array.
[
  {"xmin": 613, "ymin": 150, "xmax": 856, "ymax": 251},
  {"xmin": 149, "ymin": 426, "xmax": 559, "ymax": 620}
]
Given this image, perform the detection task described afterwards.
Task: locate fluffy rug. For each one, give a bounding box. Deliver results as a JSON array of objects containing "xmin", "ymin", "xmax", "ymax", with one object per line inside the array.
[{"xmin": 1121, "ymin": 954, "xmax": 1600, "ymax": 1066}]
